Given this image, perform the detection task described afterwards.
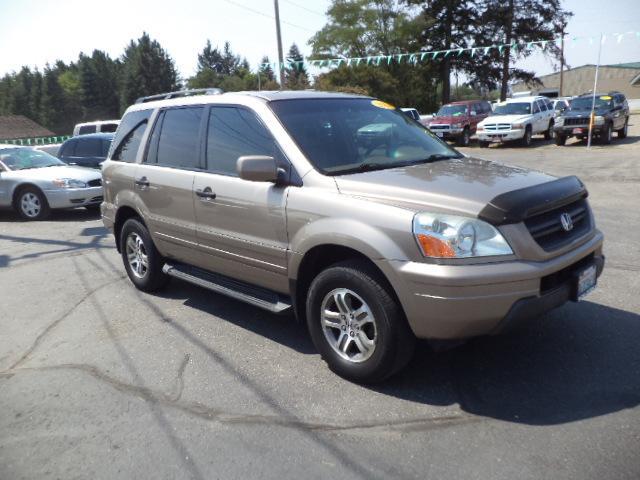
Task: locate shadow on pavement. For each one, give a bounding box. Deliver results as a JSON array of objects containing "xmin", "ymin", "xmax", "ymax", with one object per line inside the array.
[
  {"xmin": 0, "ymin": 207, "xmax": 101, "ymax": 223},
  {"xmin": 372, "ymin": 300, "xmax": 640, "ymax": 425}
]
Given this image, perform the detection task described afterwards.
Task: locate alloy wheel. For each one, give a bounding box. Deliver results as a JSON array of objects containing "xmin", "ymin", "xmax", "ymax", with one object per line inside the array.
[
  {"xmin": 320, "ymin": 288, "xmax": 377, "ymax": 363},
  {"xmin": 125, "ymin": 232, "xmax": 149, "ymax": 279}
]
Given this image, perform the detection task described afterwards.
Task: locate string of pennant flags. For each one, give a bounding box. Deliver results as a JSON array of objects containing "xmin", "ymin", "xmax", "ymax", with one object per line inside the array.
[{"xmin": 262, "ymin": 30, "xmax": 640, "ymax": 71}]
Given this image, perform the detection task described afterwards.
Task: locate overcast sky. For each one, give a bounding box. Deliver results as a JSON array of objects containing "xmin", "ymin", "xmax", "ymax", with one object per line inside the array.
[{"xmin": 0, "ymin": 0, "xmax": 639, "ymax": 80}]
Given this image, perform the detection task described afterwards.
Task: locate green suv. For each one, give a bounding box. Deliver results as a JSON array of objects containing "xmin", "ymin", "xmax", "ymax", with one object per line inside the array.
[{"xmin": 554, "ymin": 92, "xmax": 629, "ymax": 145}]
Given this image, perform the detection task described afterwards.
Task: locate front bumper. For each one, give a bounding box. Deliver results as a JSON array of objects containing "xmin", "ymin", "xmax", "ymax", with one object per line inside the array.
[
  {"xmin": 477, "ymin": 129, "xmax": 525, "ymax": 142},
  {"xmin": 429, "ymin": 126, "xmax": 464, "ymax": 139},
  {"xmin": 379, "ymin": 230, "xmax": 604, "ymax": 339},
  {"xmin": 43, "ymin": 186, "xmax": 103, "ymax": 209},
  {"xmin": 554, "ymin": 125, "xmax": 605, "ymax": 136}
]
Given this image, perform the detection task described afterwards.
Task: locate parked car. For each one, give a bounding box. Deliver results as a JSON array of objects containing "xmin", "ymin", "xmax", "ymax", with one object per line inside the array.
[
  {"xmin": 476, "ymin": 96, "xmax": 555, "ymax": 147},
  {"xmin": 427, "ymin": 100, "xmax": 493, "ymax": 146},
  {"xmin": 73, "ymin": 120, "xmax": 120, "ymax": 136},
  {"xmin": 58, "ymin": 133, "xmax": 114, "ymax": 168},
  {"xmin": 554, "ymin": 92, "xmax": 629, "ymax": 146},
  {"xmin": 400, "ymin": 108, "xmax": 421, "ymax": 121},
  {"xmin": 552, "ymin": 97, "xmax": 572, "ymax": 116},
  {"xmin": 34, "ymin": 144, "xmax": 62, "ymax": 157},
  {"xmin": 102, "ymin": 90, "xmax": 604, "ymax": 383},
  {"xmin": 0, "ymin": 145, "xmax": 103, "ymax": 219}
]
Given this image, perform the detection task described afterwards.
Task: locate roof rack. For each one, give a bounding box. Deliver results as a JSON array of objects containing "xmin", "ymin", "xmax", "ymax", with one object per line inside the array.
[{"xmin": 135, "ymin": 88, "xmax": 223, "ymax": 104}]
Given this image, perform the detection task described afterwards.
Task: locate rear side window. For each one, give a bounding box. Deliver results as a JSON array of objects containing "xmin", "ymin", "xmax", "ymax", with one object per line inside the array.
[
  {"xmin": 75, "ymin": 138, "xmax": 101, "ymax": 157},
  {"xmin": 151, "ymin": 107, "xmax": 204, "ymax": 169},
  {"xmin": 101, "ymin": 139, "xmax": 111, "ymax": 157},
  {"xmin": 100, "ymin": 123, "xmax": 118, "ymax": 133},
  {"xmin": 206, "ymin": 106, "xmax": 275, "ymax": 176},
  {"xmin": 111, "ymin": 110, "xmax": 151, "ymax": 162},
  {"xmin": 78, "ymin": 125, "xmax": 97, "ymax": 135},
  {"xmin": 59, "ymin": 140, "xmax": 77, "ymax": 157}
]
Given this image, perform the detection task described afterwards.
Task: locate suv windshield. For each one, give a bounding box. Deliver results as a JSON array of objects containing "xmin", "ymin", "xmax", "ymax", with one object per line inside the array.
[
  {"xmin": 0, "ymin": 148, "xmax": 64, "ymax": 171},
  {"xmin": 270, "ymin": 98, "xmax": 461, "ymax": 175},
  {"xmin": 570, "ymin": 96, "xmax": 613, "ymax": 111},
  {"xmin": 436, "ymin": 105, "xmax": 467, "ymax": 116},
  {"xmin": 493, "ymin": 102, "xmax": 531, "ymax": 115}
]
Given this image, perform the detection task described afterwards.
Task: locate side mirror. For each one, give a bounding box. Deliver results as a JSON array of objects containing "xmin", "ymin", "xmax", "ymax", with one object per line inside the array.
[{"xmin": 237, "ymin": 155, "xmax": 282, "ymax": 183}]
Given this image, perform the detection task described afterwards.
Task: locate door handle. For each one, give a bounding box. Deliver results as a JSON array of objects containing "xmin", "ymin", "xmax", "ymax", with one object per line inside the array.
[
  {"xmin": 135, "ymin": 177, "xmax": 150, "ymax": 188},
  {"xmin": 195, "ymin": 187, "xmax": 216, "ymax": 200}
]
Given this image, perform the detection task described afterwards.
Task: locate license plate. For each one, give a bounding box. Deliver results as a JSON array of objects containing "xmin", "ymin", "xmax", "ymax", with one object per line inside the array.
[
  {"xmin": 576, "ymin": 264, "xmax": 597, "ymax": 300},
  {"xmin": 572, "ymin": 128, "xmax": 583, "ymax": 134},
  {"xmin": 491, "ymin": 136, "xmax": 502, "ymax": 143},
  {"xmin": 436, "ymin": 132, "xmax": 443, "ymax": 138}
]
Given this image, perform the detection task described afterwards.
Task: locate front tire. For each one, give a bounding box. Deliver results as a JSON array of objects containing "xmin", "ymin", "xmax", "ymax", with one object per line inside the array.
[
  {"xmin": 14, "ymin": 186, "xmax": 50, "ymax": 220},
  {"xmin": 520, "ymin": 126, "xmax": 532, "ymax": 147},
  {"xmin": 555, "ymin": 134, "xmax": 567, "ymax": 146},
  {"xmin": 478, "ymin": 140, "xmax": 489, "ymax": 148},
  {"xmin": 601, "ymin": 122, "xmax": 613, "ymax": 145},
  {"xmin": 120, "ymin": 218, "xmax": 168, "ymax": 292},
  {"xmin": 306, "ymin": 260, "xmax": 415, "ymax": 383},
  {"xmin": 457, "ymin": 127, "xmax": 471, "ymax": 147}
]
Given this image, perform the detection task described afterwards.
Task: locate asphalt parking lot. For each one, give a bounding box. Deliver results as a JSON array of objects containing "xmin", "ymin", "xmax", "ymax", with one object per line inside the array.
[{"xmin": 1, "ymin": 121, "xmax": 639, "ymax": 480}]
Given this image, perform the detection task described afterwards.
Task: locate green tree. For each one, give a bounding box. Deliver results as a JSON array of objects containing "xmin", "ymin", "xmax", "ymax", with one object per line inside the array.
[
  {"xmin": 476, "ymin": 0, "xmax": 571, "ymax": 100},
  {"xmin": 79, "ymin": 50, "xmax": 120, "ymax": 120},
  {"xmin": 284, "ymin": 44, "xmax": 310, "ymax": 90},
  {"xmin": 119, "ymin": 32, "xmax": 180, "ymax": 112}
]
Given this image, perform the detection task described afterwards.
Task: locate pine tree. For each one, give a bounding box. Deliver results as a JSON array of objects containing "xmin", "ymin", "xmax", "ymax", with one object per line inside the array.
[
  {"xmin": 119, "ymin": 32, "xmax": 180, "ymax": 112},
  {"xmin": 284, "ymin": 44, "xmax": 310, "ymax": 90},
  {"xmin": 259, "ymin": 56, "xmax": 276, "ymax": 82}
]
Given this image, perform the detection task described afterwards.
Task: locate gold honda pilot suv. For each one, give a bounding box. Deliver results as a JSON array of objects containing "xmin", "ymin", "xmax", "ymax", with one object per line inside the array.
[{"xmin": 101, "ymin": 89, "xmax": 605, "ymax": 383}]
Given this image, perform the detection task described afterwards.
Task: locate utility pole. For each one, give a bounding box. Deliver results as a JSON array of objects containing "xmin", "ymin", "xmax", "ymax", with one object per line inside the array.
[
  {"xmin": 274, "ymin": 0, "xmax": 285, "ymax": 87},
  {"xmin": 587, "ymin": 33, "xmax": 603, "ymax": 149},
  {"xmin": 559, "ymin": 27, "xmax": 565, "ymax": 97}
]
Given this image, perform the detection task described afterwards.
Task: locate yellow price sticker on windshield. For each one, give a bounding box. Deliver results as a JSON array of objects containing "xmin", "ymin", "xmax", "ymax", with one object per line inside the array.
[
  {"xmin": 600, "ymin": 95, "xmax": 612, "ymax": 100},
  {"xmin": 372, "ymin": 100, "xmax": 395, "ymax": 110}
]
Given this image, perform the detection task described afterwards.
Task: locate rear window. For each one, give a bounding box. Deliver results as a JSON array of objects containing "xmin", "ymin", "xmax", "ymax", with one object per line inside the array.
[
  {"xmin": 78, "ymin": 125, "xmax": 97, "ymax": 135},
  {"xmin": 75, "ymin": 138, "xmax": 101, "ymax": 157},
  {"xmin": 110, "ymin": 110, "xmax": 152, "ymax": 162}
]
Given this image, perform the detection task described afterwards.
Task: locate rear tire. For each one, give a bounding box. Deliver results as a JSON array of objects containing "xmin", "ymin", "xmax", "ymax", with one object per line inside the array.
[
  {"xmin": 544, "ymin": 121, "xmax": 555, "ymax": 140},
  {"xmin": 85, "ymin": 204, "xmax": 101, "ymax": 214},
  {"xmin": 618, "ymin": 119, "xmax": 628, "ymax": 139},
  {"xmin": 14, "ymin": 186, "xmax": 50, "ymax": 220},
  {"xmin": 120, "ymin": 218, "xmax": 168, "ymax": 292},
  {"xmin": 306, "ymin": 260, "xmax": 415, "ymax": 383}
]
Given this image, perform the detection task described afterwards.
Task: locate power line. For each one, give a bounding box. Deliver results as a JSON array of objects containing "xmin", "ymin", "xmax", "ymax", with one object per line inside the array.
[
  {"xmin": 218, "ymin": 0, "xmax": 315, "ymax": 32},
  {"xmin": 281, "ymin": 0, "xmax": 326, "ymax": 17}
]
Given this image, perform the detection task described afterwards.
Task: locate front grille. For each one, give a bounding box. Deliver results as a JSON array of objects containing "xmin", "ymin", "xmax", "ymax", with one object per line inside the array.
[
  {"xmin": 564, "ymin": 117, "xmax": 588, "ymax": 126},
  {"xmin": 88, "ymin": 179, "xmax": 102, "ymax": 187},
  {"xmin": 525, "ymin": 199, "xmax": 591, "ymax": 251},
  {"xmin": 90, "ymin": 196, "xmax": 104, "ymax": 203},
  {"xmin": 429, "ymin": 124, "xmax": 450, "ymax": 131},
  {"xmin": 483, "ymin": 123, "xmax": 512, "ymax": 131}
]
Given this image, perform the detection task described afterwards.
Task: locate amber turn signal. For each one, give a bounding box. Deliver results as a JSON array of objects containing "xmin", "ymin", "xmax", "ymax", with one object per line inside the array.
[{"xmin": 416, "ymin": 234, "xmax": 456, "ymax": 258}]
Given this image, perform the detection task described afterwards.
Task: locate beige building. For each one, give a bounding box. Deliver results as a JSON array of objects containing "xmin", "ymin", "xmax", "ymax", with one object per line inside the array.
[{"xmin": 512, "ymin": 62, "xmax": 640, "ymax": 99}]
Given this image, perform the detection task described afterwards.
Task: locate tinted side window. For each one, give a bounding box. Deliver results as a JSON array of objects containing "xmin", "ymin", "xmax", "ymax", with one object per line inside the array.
[
  {"xmin": 100, "ymin": 123, "xmax": 118, "ymax": 133},
  {"xmin": 75, "ymin": 138, "xmax": 101, "ymax": 157},
  {"xmin": 101, "ymin": 139, "xmax": 112, "ymax": 157},
  {"xmin": 79, "ymin": 125, "xmax": 96, "ymax": 135},
  {"xmin": 206, "ymin": 107, "xmax": 275, "ymax": 176},
  {"xmin": 60, "ymin": 140, "xmax": 77, "ymax": 157},
  {"xmin": 111, "ymin": 110, "xmax": 152, "ymax": 162},
  {"xmin": 155, "ymin": 107, "xmax": 204, "ymax": 169},
  {"xmin": 532, "ymin": 102, "xmax": 540, "ymax": 113}
]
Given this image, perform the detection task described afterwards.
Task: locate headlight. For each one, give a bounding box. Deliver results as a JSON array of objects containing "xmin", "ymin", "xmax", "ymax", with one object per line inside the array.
[
  {"xmin": 555, "ymin": 117, "xmax": 564, "ymax": 127},
  {"xmin": 512, "ymin": 123, "xmax": 525, "ymax": 130},
  {"xmin": 594, "ymin": 116, "xmax": 605, "ymax": 125},
  {"xmin": 452, "ymin": 123, "xmax": 462, "ymax": 128},
  {"xmin": 413, "ymin": 212, "xmax": 513, "ymax": 258},
  {"xmin": 476, "ymin": 124, "xmax": 484, "ymax": 131},
  {"xmin": 52, "ymin": 178, "xmax": 87, "ymax": 188}
]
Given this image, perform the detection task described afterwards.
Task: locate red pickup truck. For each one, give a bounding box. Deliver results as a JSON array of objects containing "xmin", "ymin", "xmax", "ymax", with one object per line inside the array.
[{"xmin": 427, "ymin": 100, "xmax": 492, "ymax": 146}]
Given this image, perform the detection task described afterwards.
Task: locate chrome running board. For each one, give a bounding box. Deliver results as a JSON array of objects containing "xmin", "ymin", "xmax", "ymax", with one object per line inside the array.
[{"xmin": 162, "ymin": 263, "xmax": 292, "ymax": 314}]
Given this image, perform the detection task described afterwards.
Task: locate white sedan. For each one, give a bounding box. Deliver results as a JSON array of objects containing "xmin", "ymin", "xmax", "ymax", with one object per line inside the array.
[{"xmin": 0, "ymin": 145, "xmax": 103, "ymax": 220}]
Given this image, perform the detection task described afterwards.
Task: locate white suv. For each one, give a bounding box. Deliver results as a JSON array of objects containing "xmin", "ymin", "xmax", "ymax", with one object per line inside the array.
[{"xmin": 476, "ymin": 96, "xmax": 555, "ymax": 147}]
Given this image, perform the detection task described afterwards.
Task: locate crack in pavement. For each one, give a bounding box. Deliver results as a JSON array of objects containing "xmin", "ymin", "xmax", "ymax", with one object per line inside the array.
[
  {"xmin": 168, "ymin": 353, "xmax": 191, "ymax": 402},
  {"xmin": 7, "ymin": 274, "xmax": 126, "ymax": 371},
  {"xmin": 2, "ymin": 363, "xmax": 478, "ymax": 434}
]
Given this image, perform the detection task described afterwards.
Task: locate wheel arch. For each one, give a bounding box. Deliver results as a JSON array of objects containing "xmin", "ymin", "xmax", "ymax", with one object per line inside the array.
[
  {"xmin": 11, "ymin": 182, "xmax": 46, "ymax": 206},
  {"xmin": 113, "ymin": 205, "xmax": 145, "ymax": 252}
]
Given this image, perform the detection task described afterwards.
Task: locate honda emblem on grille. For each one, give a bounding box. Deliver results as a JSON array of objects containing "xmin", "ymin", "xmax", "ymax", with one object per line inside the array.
[{"xmin": 560, "ymin": 212, "xmax": 574, "ymax": 232}]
